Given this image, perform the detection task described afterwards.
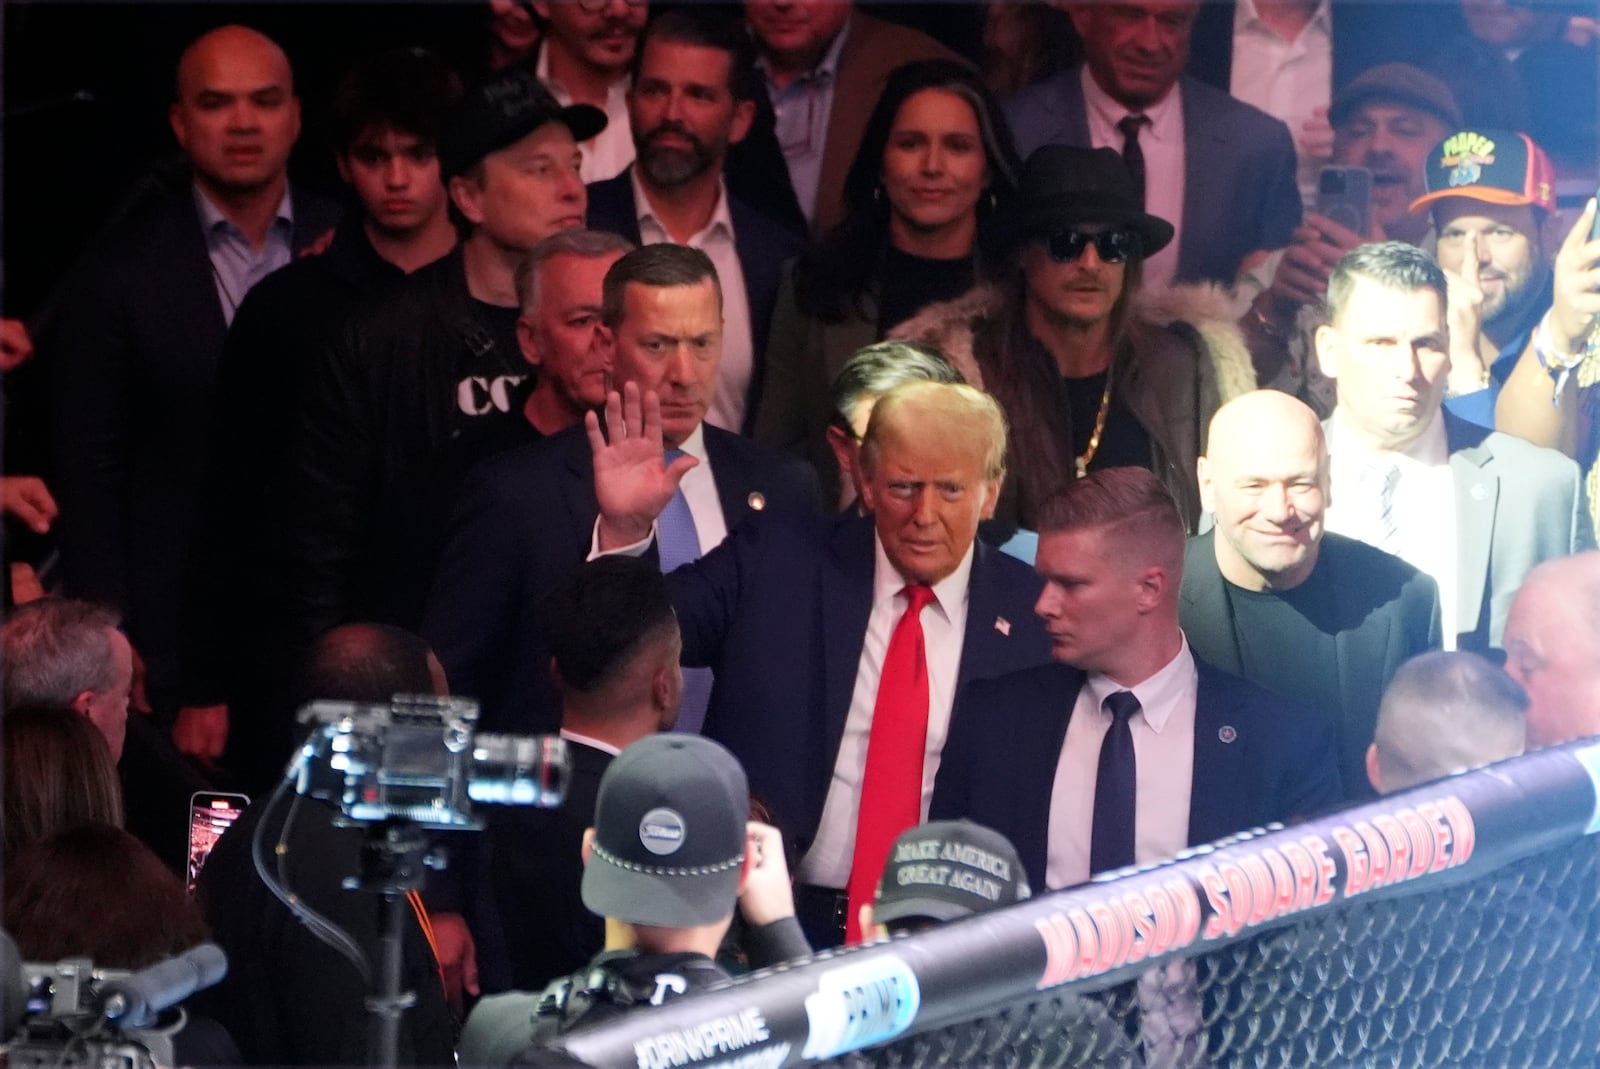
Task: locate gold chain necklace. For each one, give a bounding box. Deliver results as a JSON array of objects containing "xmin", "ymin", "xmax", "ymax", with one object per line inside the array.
[{"xmin": 1075, "ymin": 374, "xmax": 1114, "ymax": 478}]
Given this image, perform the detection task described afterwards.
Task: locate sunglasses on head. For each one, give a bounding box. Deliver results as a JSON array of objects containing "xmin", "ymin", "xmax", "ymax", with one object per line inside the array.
[{"xmin": 1045, "ymin": 229, "xmax": 1139, "ymax": 264}]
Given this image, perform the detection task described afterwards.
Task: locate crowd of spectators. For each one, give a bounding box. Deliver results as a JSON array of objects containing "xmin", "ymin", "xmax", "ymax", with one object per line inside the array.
[{"xmin": 3, "ymin": 1, "xmax": 1599, "ymax": 1065}]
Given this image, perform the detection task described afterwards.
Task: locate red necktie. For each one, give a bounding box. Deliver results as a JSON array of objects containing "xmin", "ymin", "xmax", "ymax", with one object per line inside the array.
[{"xmin": 846, "ymin": 583, "xmax": 937, "ymax": 943}]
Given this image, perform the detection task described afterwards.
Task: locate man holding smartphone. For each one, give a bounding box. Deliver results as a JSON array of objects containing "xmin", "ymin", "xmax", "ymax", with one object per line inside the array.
[{"xmin": 1243, "ymin": 64, "xmax": 1461, "ymax": 407}]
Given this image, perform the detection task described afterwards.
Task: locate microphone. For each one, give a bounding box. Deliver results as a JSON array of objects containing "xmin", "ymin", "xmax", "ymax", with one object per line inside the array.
[{"xmin": 96, "ymin": 944, "xmax": 228, "ymax": 1029}]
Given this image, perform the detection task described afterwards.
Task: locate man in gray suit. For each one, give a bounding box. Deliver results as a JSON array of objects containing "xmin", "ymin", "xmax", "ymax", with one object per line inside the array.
[
  {"xmin": 1181, "ymin": 389, "xmax": 1441, "ymax": 800},
  {"xmin": 1314, "ymin": 242, "xmax": 1593, "ymax": 652},
  {"xmin": 1002, "ymin": 0, "xmax": 1300, "ymax": 288}
]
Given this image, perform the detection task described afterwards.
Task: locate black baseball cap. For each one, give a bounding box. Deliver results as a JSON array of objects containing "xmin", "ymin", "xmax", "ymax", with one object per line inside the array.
[
  {"xmin": 440, "ymin": 68, "xmax": 606, "ymax": 179},
  {"xmin": 582, "ymin": 735, "xmax": 749, "ymax": 928},
  {"xmin": 874, "ymin": 820, "xmax": 1031, "ymax": 927}
]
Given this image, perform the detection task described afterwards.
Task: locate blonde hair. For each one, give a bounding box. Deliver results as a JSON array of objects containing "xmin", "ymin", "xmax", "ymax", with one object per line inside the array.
[{"xmin": 861, "ymin": 382, "xmax": 1008, "ymax": 482}]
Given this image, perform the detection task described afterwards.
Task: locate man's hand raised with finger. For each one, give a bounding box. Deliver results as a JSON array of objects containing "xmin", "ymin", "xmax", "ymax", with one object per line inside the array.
[{"xmin": 591, "ymin": 382, "xmax": 699, "ymax": 551}]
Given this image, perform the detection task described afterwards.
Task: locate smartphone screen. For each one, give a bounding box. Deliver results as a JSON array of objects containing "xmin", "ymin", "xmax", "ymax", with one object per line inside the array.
[
  {"xmin": 1317, "ymin": 166, "xmax": 1373, "ymax": 238},
  {"xmin": 187, "ymin": 791, "xmax": 249, "ymax": 895}
]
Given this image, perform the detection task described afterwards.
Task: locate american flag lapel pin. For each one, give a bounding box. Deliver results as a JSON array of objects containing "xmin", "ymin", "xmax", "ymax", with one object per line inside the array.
[{"xmin": 994, "ymin": 616, "xmax": 1011, "ymax": 636}]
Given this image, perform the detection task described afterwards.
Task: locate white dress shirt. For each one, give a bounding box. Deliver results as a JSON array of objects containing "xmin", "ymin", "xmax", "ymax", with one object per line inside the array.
[
  {"xmin": 559, "ymin": 728, "xmax": 622, "ymax": 757},
  {"xmin": 588, "ymin": 421, "xmax": 728, "ymax": 558},
  {"xmin": 1324, "ymin": 414, "xmax": 1459, "ymax": 649},
  {"xmin": 1230, "ymin": 0, "xmax": 1333, "ymax": 208},
  {"xmin": 1046, "ymin": 635, "xmax": 1198, "ymax": 889},
  {"xmin": 632, "ymin": 170, "xmax": 755, "ymax": 433},
  {"xmin": 1081, "ymin": 67, "xmax": 1185, "ymax": 290},
  {"xmin": 1046, "ymin": 635, "xmax": 1205, "ymax": 1068},
  {"xmin": 796, "ymin": 537, "xmax": 975, "ymax": 889},
  {"xmin": 537, "ymin": 45, "xmax": 634, "ymax": 183}
]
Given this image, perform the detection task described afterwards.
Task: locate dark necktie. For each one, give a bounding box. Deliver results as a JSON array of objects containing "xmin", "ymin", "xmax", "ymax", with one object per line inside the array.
[
  {"xmin": 1091, "ymin": 690, "xmax": 1140, "ymax": 874},
  {"xmin": 1117, "ymin": 114, "xmax": 1151, "ymax": 209},
  {"xmin": 845, "ymin": 583, "xmax": 937, "ymax": 943}
]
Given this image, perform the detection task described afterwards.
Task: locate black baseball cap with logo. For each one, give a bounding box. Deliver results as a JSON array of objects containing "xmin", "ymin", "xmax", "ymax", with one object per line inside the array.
[
  {"xmin": 874, "ymin": 820, "xmax": 1031, "ymax": 928},
  {"xmin": 439, "ymin": 68, "xmax": 606, "ymax": 179},
  {"xmin": 582, "ymin": 735, "xmax": 749, "ymax": 928}
]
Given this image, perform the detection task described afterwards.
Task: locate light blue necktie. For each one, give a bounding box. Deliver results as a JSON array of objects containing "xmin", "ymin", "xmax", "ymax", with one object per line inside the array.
[{"xmin": 661, "ymin": 448, "xmax": 713, "ymax": 733}]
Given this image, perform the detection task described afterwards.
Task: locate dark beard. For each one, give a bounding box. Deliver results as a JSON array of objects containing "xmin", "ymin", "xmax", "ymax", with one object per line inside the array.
[{"xmin": 638, "ymin": 130, "xmax": 716, "ymax": 189}]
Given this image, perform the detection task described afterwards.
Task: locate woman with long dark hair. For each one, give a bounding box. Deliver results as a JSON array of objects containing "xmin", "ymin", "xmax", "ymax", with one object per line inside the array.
[
  {"xmin": 2, "ymin": 706, "xmax": 123, "ymax": 859},
  {"xmin": 753, "ymin": 58, "xmax": 1021, "ymax": 502}
]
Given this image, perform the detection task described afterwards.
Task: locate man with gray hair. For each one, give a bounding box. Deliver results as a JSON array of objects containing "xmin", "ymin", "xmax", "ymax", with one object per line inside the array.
[
  {"xmin": 1367, "ymin": 651, "xmax": 1527, "ymax": 793},
  {"xmin": 516, "ymin": 229, "xmax": 636, "ymax": 438},
  {"xmin": 825, "ymin": 341, "xmax": 962, "ymax": 512},
  {"xmin": 425, "ymin": 244, "xmax": 818, "ymax": 735},
  {"xmin": 1314, "ymin": 241, "xmax": 1592, "ymax": 652},
  {"xmin": 1504, "ymin": 550, "xmax": 1600, "ymax": 749},
  {"xmin": 3, "ymin": 598, "xmax": 133, "ymax": 761},
  {"xmin": 3, "ymin": 596, "xmax": 207, "ymax": 875}
]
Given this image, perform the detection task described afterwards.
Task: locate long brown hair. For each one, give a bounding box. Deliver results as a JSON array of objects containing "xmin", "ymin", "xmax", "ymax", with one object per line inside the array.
[
  {"xmin": 978, "ymin": 252, "xmax": 1143, "ymax": 526},
  {"xmin": 6, "ymin": 823, "xmax": 209, "ymax": 967},
  {"xmin": 2, "ymin": 707, "xmax": 124, "ymax": 860}
]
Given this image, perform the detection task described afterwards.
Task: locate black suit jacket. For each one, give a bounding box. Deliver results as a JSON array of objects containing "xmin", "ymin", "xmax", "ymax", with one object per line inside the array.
[
  {"xmin": 666, "ymin": 509, "xmax": 1053, "ymax": 852},
  {"xmin": 422, "ymin": 423, "xmax": 819, "ymax": 732},
  {"xmin": 483, "ymin": 739, "xmax": 612, "ymax": 992},
  {"xmin": 1180, "ymin": 530, "xmax": 1441, "ymax": 800},
  {"xmin": 52, "ymin": 175, "xmax": 339, "ymax": 706},
  {"xmin": 931, "ymin": 656, "xmax": 1344, "ymax": 892},
  {"xmin": 585, "ymin": 168, "xmax": 804, "ymax": 434}
]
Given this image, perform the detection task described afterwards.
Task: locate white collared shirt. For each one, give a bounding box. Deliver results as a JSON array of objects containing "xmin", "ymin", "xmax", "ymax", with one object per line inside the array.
[
  {"xmin": 587, "ymin": 420, "xmax": 728, "ymax": 559},
  {"xmin": 1081, "ymin": 67, "xmax": 1184, "ymax": 289},
  {"xmin": 559, "ymin": 728, "xmax": 622, "ymax": 757},
  {"xmin": 537, "ymin": 45, "xmax": 634, "ymax": 183},
  {"xmin": 1230, "ymin": 0, "xmax": 1333, "ymax": 208},
  {"xmin": 1046, "ymin": 635, "xmax": 1198, "ymax": 890},
  {"xmin": 796, "ymin": 536, "xmax": 975, "ymax": 889},
  {"xmin": 1324, "ymin": 414, "xmax": 1459, "ymax": 648},
  {"xmin": 632, "ymin": 170, "xmax": 755, "ymax": 433}
]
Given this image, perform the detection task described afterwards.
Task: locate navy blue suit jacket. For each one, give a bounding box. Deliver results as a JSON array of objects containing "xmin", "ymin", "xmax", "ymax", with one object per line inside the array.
[
  {"xmin": 586, "ymin": 168, "xmax": 804, "ymax": 434},
  {"xmin": 669, "ymin": 510, "xmax": 1053, "ymax": 853},
  {"xmin": 1003, "ymin": 68, "xmax": 1300, "ymax": 287},
  {"xmin": 930, "ymin": 657, "xmax": 1344, "ymax": 892},
  {"xmin": 422, "ymin": 423, "xmax": 818, "ymax": 732}
]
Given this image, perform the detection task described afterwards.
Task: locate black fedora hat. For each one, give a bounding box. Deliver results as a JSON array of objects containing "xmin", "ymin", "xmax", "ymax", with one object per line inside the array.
[{"xmin": 997, "ymin": 145, "xmax": 1175, "ymax": 257}]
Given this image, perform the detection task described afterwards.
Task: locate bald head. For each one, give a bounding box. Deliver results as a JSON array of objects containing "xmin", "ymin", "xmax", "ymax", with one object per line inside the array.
[
  {"xmin": 295, "ymin": 623, "xmax": 444, "ymax": 709},
  {"xmin": 1369, "ymin": 651, "xmax": 1526, "ymax": 793},
  {"xmin": 170, "ymin": 25, "xmax": 301, "ymax": 200},
  {"xmin": 1198, "ymin": 390, "xmax": 1329, "ymax": 591},
  {"xmin": 1505, "ymin": 551, "xmax": 1600, "ymax": 748}
]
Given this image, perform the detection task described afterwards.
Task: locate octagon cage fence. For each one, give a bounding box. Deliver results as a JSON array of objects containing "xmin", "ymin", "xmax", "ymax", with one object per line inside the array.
[{"xmin": 534, "ymin": 739, "xmax": 1600, "ymax": 1069}]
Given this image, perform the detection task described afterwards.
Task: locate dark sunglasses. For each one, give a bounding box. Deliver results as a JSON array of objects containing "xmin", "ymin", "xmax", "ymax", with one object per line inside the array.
[{"xmin": 1045, "ymin": 229, "xmax": 1140, "ymax": 265}]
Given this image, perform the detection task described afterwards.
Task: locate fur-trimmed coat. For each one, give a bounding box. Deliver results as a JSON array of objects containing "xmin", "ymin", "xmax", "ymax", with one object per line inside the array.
[{"xmin": 894, "ymin": 283, "xmax": 1256, "ymax": 530}]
